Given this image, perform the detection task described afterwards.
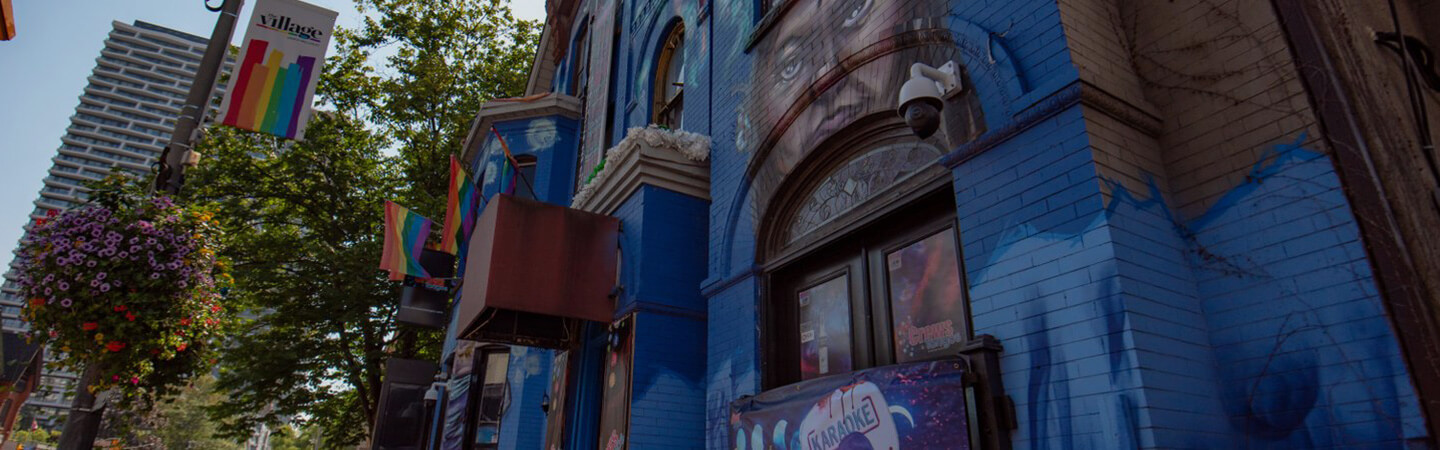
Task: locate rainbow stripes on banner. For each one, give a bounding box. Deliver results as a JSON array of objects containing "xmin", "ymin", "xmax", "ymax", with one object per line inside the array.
[
  {"xmin": 381, "ymin": 201, "xmax": 433, "ymax": 280},
  {"xmin": 440, "ymin": 156, "xmax": 480, "ymax": 255},
  {"xmin": 223, "ymin": 41, "xmax": 316, "ymax": 139},
  {"xmin": 218, "ymin": 0, "xmax": 336, "ymax": 141}
]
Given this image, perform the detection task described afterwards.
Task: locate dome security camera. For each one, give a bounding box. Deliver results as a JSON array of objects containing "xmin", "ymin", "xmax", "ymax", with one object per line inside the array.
[{"xmin": 897, "ymin": 62, "xmax": 964, "ymax": 139}]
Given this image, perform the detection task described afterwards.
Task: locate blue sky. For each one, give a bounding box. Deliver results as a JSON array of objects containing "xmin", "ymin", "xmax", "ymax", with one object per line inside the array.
[{"xmin": 0, "ymin": 0, "xmax": 545, "ymax": 271}]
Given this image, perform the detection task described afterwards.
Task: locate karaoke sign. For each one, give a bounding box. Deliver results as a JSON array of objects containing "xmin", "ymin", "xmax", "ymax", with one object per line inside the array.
[{"xmin": 730, "ymin": 360, "xmax": 971, "ymax": 450}]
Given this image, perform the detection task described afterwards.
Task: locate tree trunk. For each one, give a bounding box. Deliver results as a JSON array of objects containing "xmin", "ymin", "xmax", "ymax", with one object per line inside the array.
[{"xmin": 57, "ymin": 363, "xmax": 105, "ymax": 450}]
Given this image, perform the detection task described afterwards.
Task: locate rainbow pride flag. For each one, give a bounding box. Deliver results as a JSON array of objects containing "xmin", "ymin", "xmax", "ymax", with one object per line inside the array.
[
  {"xmin": 440, "ymin": 156, "xmax": 480, "ymax": 255},
  {"xmin": 221, "ymin": 39, "xmax": 317, "ymax": 139},
  {"xmin": 380, "ymin": 201, "xmax": 432, "ymax": 280}
]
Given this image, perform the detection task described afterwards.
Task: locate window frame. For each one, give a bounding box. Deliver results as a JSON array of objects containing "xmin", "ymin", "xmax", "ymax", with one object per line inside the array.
[
  {"xmin": 866, "ymin": 209, "xmax": 970, "ymax": 366},
  {"xmin": 652, "ymin": 23, "xmax": 685, "ymax": 129},
  {"xmin": 510, "ymin": 154, "xmax": 539, "ymax": 200},
  {"xmin": 763, "ymin": 188, "xmax": 969, "ymax": 389},
  {"xmin": 469, "ymin": 345, "xmax": 510, "ymax": 449}
]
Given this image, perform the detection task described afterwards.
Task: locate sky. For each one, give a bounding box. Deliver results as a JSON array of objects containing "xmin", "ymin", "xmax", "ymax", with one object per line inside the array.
[{"xmin": 0, "ymin": 0, "xmax": 546, "ymax": 271}]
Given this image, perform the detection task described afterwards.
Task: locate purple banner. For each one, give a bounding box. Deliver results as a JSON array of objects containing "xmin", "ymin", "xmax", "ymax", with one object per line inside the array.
[{"xmin": 730, "ymin": 360, "xmax": 970, "ymax": 450}]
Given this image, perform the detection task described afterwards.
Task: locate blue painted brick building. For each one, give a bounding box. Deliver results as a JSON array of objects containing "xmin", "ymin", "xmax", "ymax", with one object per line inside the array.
[{"xmin": 420, "ymin": 0, "xmax": 1440, "ymax": 448}]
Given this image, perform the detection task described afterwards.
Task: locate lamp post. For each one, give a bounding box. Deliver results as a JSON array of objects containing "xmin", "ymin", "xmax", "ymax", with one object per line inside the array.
[
  {"xmin": 152, "ymin": 0, "xmax": 244, "ymax": 196},
  {"xmin": 55, "ymin": 2, "xmax": 243, "ymax": 448}
]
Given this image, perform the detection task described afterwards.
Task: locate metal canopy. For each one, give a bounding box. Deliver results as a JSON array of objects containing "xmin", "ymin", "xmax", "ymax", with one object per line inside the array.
[{"xmin": 456, "ymin": 194, "xmax": 619, "ymax": 348}]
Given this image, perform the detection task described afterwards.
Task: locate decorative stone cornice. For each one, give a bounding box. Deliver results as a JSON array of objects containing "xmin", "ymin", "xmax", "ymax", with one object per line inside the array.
[
  {"xmin": 459, "ymin": 93, "xmax": 583, "ymax": 165},
  {"xmin": 941, "ymin": 81, "xmax": 1163, "ymax": 169},
  {"xmin": 572, "ymin": 125, "xmax": 711, "ymax": 214},
  {"xmin": 1079, "ymin": 81, "xmax": 1163, "ymax": 137}
]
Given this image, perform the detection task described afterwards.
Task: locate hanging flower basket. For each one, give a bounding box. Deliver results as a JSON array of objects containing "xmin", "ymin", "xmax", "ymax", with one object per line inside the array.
[{"xmin": 12, "ymin": 188, "xmax": 231, "ymax": 399}]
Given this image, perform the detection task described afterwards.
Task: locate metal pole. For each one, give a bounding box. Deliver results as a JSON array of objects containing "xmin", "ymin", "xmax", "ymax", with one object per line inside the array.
[
  {"xmin": 57, "ymin": 2, "xmax": 243, "ymax": 449},
  {"xmin": 152, "ymin": 0, "xmax": 245, "ymax": 196},
  {"xmin": 55, "ymin": 364, "xmax": 103, "ymax": 450}
]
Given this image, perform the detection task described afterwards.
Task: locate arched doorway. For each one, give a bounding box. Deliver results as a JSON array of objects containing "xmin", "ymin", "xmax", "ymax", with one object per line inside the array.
[{"xmin": 757, "ymin": 117, "xmax": 971, "ymax": 389}]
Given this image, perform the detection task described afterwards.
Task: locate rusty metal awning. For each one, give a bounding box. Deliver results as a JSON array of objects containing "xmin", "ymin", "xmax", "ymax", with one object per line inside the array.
[{"xmin": 455, "ymin": 194, "xmax": 619, "ymax": 348}]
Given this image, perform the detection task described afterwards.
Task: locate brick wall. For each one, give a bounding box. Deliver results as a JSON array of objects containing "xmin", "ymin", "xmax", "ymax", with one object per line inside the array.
[
  {"xmin": 700, "ymin": 0, "xmax": 1084, "ymax": 447},
  {"xmin": 1055, "ymin": 0, "xmax": 1428, "ymax": 446},
  {"xmin": 500, "ymin": 346, "xmax": 553, "ymax": 450},
  {"xmin": 518, "ymin": 0, "xmax": 1434, "ymax": 448},
  {"xmin": 474, "ymin": 116, "xmax": 580, "ymax": 205},
  {"xmin": 612, "ymin": 185, "xmax": 710, "ymax": 449}
]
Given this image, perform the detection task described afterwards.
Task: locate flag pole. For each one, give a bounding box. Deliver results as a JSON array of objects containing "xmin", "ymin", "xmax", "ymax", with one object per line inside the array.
[
  {"xmin": 490, "ymin": 127, "xmax": 537, "ymax": 199},
  {"xmin": 152, "ymin": 0, "xmax": 245, "ymax": 196}
]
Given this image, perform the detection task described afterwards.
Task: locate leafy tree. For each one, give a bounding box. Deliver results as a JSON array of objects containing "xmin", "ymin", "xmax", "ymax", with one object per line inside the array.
[
  {"xmin": 267, "ymin": 424, "xmax": 324, "ymax": 450},
  {"xmin": 92, "ymin": 374, "xmax": 241, "ymax": 449},
  {"xmin": 188, "ymin": 1, "xmax": 537, "ymax": 447},
  {"xmin": 186, "ymin": 113, "xmax": 403, "ymax": 448},
  {"xmin": 10, "ymin": 429, "xmax": 60, "ymax": 447},
  {"xmin": 150, "ymin": 375, "xmax": 243, "ymax": 450},
  {"xmin": 341, "ymin": 0, "xmax": 539, "ymax": 210},
  {"xmin": 188, "ymin": 0, "xmax": 538, "ymax": 444}
]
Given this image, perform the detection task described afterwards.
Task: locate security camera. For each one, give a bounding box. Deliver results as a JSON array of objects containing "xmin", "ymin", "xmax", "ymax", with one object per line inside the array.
[{"xmin": 897, "ymin": 62, "xmax": 964, "ymax": 139}]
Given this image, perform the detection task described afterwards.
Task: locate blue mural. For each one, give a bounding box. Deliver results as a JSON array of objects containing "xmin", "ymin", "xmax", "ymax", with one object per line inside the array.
[
  {"xmin": 522, "ymin": 0, "xmax": 1431, "ymax": 448},
  {"xmin": 966, "ymin": 134, "xmax": 1424, "ymax": 448}
]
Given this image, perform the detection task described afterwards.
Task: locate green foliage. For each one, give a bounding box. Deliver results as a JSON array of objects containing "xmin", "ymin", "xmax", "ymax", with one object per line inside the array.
[
  {"xmin": 188, "ymin": 1, "xmax": 537, "ymax": 446},
  {"xmin": 97, "ymin": 374, "xmax": 242, "ymax": 450},
  {"xmin": 268, "ymin": 423, "xmax": 327, "ymax": 450},
  {"xmin": 187, "ymin": 113, "xmax": 402, "ymax": 447},
  {"xmin": 150, "ymin": 375, "xmax": 243, "ymax": 450},
  {"xmin": 10, "ymin": 429, "xmax": 60, "ymax": 446},
  {"xmin": 339, "ymin": 0, "xmax": 539, "ymax": 212},
  {"xmin": 12, "ymin": 175, "xmax": 230, "ymax": 402}
]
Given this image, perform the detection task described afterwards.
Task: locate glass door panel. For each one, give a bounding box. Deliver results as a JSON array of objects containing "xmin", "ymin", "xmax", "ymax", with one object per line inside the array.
[
  {"xmin": 797, "ymin": 274, "xmax": 854, "ymax": 379},
  {"xmin": 885, "ymin": 228, "xmax": 966, "ymax": 363}
]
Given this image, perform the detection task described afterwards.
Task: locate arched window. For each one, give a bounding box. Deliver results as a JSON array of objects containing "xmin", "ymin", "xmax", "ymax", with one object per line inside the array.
[
  {"xmin": 759, "ymin": 119, "xmax": 969, "ymax": 389},
  {"xmin": 653, "ymin": 23, "xmax": 685, "ymax": 129}
]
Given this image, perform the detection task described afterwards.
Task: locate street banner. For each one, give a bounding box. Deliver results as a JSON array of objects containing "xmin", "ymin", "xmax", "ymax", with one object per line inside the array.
[
  {"xmin": 730, "ymin": 359, "xmax": 971, "ymax": 450},
  {"xmin": 219, "ymin": 0, "xmax": 336, "ymax": 140}
]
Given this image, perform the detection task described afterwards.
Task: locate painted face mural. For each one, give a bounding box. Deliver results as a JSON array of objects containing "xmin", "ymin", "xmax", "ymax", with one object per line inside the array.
[{"xmin": 740, "ymin": 0, "xmax": 985, "ymax": 206}]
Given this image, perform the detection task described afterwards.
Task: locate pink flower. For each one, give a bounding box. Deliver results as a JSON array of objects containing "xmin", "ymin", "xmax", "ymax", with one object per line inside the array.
[{"xmin": 130, "ymin": 377, "xmax": 139, "ymax": 385}]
